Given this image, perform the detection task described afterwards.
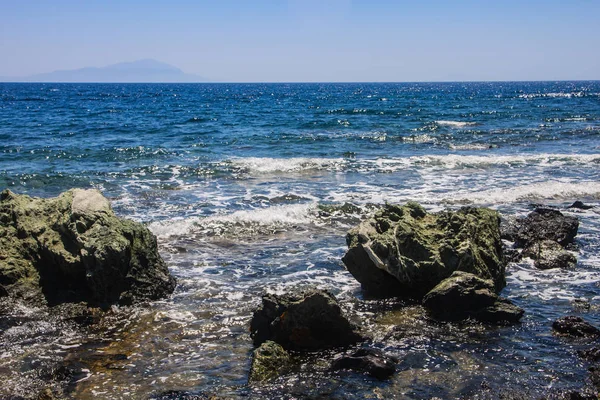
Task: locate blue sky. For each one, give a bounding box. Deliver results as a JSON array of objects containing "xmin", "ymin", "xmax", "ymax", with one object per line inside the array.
[{"xmin": 1, "ymin": 0, "xmax": 599, "ymax": 82}]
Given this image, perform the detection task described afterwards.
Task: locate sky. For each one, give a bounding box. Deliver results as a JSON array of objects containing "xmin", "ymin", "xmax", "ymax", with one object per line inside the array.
[{"xmin": 1, "ymin": 0, "xmax": 599, "ymax": 82}]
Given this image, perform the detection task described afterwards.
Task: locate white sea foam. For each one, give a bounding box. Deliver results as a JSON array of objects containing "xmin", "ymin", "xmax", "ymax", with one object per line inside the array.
[
  {"xmin": 443, "ymin": 181, "xmax": 600, "ymax": 205},
  {"xmin": 435, "ymin": 120, "xmax": 478, "ymax": 128},
  {"xmin": 149, "ymin": 203, "xmax": 317, "ymax": 239},
  {"xmin": 226, "ymin": 157, "xmax": 346, "ymax": 174}
]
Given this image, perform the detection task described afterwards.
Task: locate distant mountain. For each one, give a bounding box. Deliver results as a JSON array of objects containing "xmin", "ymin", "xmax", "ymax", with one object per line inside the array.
[{"xmin": 3, "ymin": 59, "xmax": 207, "ymax": 83}]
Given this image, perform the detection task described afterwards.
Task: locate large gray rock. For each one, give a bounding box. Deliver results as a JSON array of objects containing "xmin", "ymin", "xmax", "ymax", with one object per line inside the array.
[
  {"xmin": 0, "ymin": 189, "xmax": 176, "ymax": 306},
  {"xmin": 342, "ymin": 202, "xmax": 506, "ymax": 299},
  {"xmin": 250, "ymin": 289, "xmax": 363, "ymax": 351},
  {"xmin": 422, "ymin": 271, "xmax": 523, "ymax": 323}
]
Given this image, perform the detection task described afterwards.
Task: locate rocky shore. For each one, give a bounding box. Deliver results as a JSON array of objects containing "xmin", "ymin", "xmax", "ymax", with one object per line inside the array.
[{"xmin": 2, "ymin": 191, "xmax": 598, "ymax": 399}]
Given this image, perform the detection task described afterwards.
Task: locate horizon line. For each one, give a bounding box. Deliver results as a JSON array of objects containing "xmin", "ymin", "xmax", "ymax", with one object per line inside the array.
[{"xmin": 1, "ymin": 79, "xmax": 600, "ymax": 84}]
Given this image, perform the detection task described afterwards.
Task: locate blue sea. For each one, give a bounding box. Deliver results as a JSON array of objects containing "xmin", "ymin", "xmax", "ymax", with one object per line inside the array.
[{"xmin": 1, "ymin": 82, "xmax": 600, "ymax": 398}]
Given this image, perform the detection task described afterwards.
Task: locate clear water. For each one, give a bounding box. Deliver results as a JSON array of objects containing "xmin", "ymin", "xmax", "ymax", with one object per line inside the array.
[{"xmin": 1, "ymin": 82, "xmax": 600, "ymax": 398}]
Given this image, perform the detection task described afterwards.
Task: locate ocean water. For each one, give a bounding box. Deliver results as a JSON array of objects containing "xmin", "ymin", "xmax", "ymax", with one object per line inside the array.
[{"xmin": 1, "ymin": 81, "xmax": 600, "ymax": 398}]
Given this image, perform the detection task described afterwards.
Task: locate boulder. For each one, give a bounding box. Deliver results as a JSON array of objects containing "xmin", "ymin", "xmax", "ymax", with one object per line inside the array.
[
  {"xmin": 249, "ymin": 340, "xmax": 292, "ymax": 382},
  {"xmin": 512, "ymin": 208, "xmax": 579, "ymax": 248},
  {"xmin": 422, "ymin": 271, "xmax": 523, "ymax": 323},
  {"xmin": 522, "ymin": 240, "xmax": 577, "ymax": 270},
  {"xmin": 331, "ymin": 348, "xmax": 397, "ymax": 380},
  {"xmin": 250, "ymin": 289, "xmax": 363, "ymax": 351},
  {"xmin": 552, "ymin": 316, "xmax": 600, "ymax": 338},
  {"xmin": 342, "ymin": 202, "xmax": 506, "ymax": 299},
  {"xmin": 0, "ymin": 189, "xmax": 176, "ymax": 307}
]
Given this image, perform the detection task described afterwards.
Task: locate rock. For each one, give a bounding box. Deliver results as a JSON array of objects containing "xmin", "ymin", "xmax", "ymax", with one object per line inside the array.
[
  {"xmin": 250, "ymin": 289, "xmax": 363, "ymax": 351},
  {"xmin": 0, "ymin": 284, "xmax": 7, "ymax": 298},
  {"xmin": 0, "ymin": 189, "xmax": 176, "ymax": 307},
  {"xmin": 513, "ymin": 208, "xmax": 579, "ymax": 248},
  {"xmin": 568, "ymin": 201, "xmax": 594, "ymax": 210},
  {"xmin": 249, "ymin": 340, "xmax": 292, "ymax": 382},
  {"xmin": 577, "ymin": 347, "xmax": 600, "ymax": 362},
  {"xmin": 331, "ymin": 348, "xmax": 397, "ymax": 379},
  {"xmin": 552, "ymin": 316, "xmax": 600, "ymax": 338},
  {"xmin": 422, "ymin": 271, "xmax": 523, "ymax": 323},
  {"xmin": 342, "ymin": 202, "xmax": 506, "ymax": 299},
  {"xmin": 522, "ymin": 240, "xmax": 577, "ymax": 270}
]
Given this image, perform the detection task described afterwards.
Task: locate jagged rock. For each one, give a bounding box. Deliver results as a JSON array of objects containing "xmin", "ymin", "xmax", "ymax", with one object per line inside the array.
[
  {"xmin": 422, "ymin": 271, "xmax": 523, "ymax": 323},
  {"xmin": 249, "ymin": 340, "xmax": 292, "ymax": 382},
  {"xmin": 250, "ymin": 289, "xmax": 363, "ymax": 351},
  {"xmin": 553, "ymin": 316, "xmax": 600, "ymax": 338},
  {"xmin": 0, "ymin": 189, "xmax": 176, "ymax": 307},
  {"xmin": 522, "ymin": 240, "xmax": 577, "ymax": 270},
  {"xmin": 342, "ymin": 202, "xmax": 506, "ymax": 299},
  {"xmin": 331, "ymin": 348, "xmax": 397, "ymax": 379},
  {"xmin": 512, "ymin": 208, "xmax": 579, "ymax": 248}
]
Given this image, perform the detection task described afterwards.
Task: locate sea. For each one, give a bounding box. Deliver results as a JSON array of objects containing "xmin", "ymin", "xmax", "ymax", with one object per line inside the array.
[{"xmin": 1, "ymin": 81, "xmax": 600, "ymax": 399}]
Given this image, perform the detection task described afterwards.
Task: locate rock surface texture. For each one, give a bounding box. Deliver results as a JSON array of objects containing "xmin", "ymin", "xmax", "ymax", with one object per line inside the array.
[
  {"xmin": 250, "ymin": 289, "xmax": 363, "ymax": 351},
  {"xmin": 342, "ymin": 202, "xmax": 506, "ymax": 299},
  {"xmin": 0, "ymin": 189, "xmax": 176, "ymax": 306},
  {"xmin": 422, "ymin": 271, "xmax": 523, "ymax": 323},
  {"xmin": 502, "ymin": 207, "xmax": 579, "ymax": 270},
  {"xmin": 249, "ymin": 340, "xmax": 292, "ymax": 383},
  {"xmin": 552, "ymin": 316, "xmax": 600, "ymax": 338}
]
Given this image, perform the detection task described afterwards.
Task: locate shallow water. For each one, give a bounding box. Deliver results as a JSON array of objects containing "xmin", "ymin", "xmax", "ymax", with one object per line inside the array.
[{"xmin": 1, "ymin": 81, "xmax": 600, "ymax": 398}]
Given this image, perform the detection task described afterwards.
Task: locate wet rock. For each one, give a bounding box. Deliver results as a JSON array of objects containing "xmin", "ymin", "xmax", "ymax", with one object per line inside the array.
[
  {"xmin": 422, "ymin": 271, "xmax": 523, "ymax": 323},
  {"xmin": 249, "ymin": 340, "xmax": 292, "ymax": 382},
  {"xmin": 577, "ymin": 347, "xmax": 600, "ymax": 362},
  {"xmin": 568, "ymin": 201, "xmax": 594, "ymax": 210},
  {"xmin": 512, "ymin": 208, "xmax": 579, "ymax": 248},
  {"xmin": 342, "ymin": 202, "xmax": 506, "ymax": 299},
  {"xmin": 0, "ymin": 189, "xmax": 176, "ymax": 307},
  {"xmin": 331, "ymin": 347, "xmax": 397, "ymax": 379},
  {"xmin": 552, "ymin": 316, "xmax": 600, "ymax": 338},
  {"xmin": 149, "ymin": 391, "xmax": 216, "ymax": 400},
  {"xmin": 522, "ymin": 240, "xmax": 577, "ymax": 270},
  {"xmin": 250, "ymin": 289, "xmax": 363, "ymax": 351},
  {"xmin": 0, "ymin": 283, "xmax": 7, "ymax": 298}
]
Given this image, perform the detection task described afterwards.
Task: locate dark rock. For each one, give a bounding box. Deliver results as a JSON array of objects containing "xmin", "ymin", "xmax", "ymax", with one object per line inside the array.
[
  {"xmin": 0, "ymin": 189, "xmax": 176, "ymax": 307},
  {"xmin": 522, "ymin": 240, "xmax": 577, "ymax": 270},
  {"xmin": 552, "ymin": 316, "xmax": 600, "ymax": 338},
  {"xmin": 149, "ymin": 391, "xmax": 214, "ymax": 400},
  {"xmin": 422, "ymin": 271, "xmax": 523, "ymax": 323},
  {"xmin": 342, "ymin": 202, "xmax": 506, "ymax": 299},
  {"xmin": 577, "ymin": 347, "xmax": 600, "ymax": 362},
  {"xmin": 250, "ymin": 289, "xmax": 363, "ymax": 351},
  {"xmin": 513, "ymin": 208, "xmax": 579, "ymax": 248},
  {"xmin": 249, "ymin": 340, "xmax": 292, "ymax": 382},
  {"xmin": 0, "ymin": 284, "xmax": 7, "ymax": 297},
  {"xmin": 332, "ymin": 348, "xmax": 397, "ymax": 379},
  {"xmin": 568, "ymin": 201, "xmax": 594, "ymax": 210}
]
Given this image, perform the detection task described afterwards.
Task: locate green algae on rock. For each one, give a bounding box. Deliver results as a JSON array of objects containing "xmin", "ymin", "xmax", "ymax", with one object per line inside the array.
[
  {"xmin": 249, "ymin": 340, "xmax": 292, "ymax": 383},
  {"xmin": 0, "ymin": 189, "xmax": 176, "ymax": 307},
  {"xmin": 342, "ymin": 202, "xmax": 506, "ymax": 299}
]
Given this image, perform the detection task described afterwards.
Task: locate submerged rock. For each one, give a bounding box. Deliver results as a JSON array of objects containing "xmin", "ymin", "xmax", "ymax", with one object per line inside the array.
[
  {"xmin": 568, "ymin": 201, "xmax": 594, "ymax": 210},
  {"xmin": 249, "ymin": 340, "xmax": 292, "ymax": 383},
  {"xmin": 331, "ymin": 348, "xmax": 397, "ymax": 380},
  {"xmin": 250, "ymin": 289, "xmax": 363, "ymax": 351},
  {"xmin": 522, "ymin": 240, "xmax": 577, "ymax": 270},
  {"xmin": 0, "ymin": 189, "xmax": 176, "ymax": 307},
  {"xmin": 342, "ymin": 202, "xmax": 506, "ymax": 299},
  {"xmin": 422, "ymin": 271, "xmax": 523, "ymax": 323},
  {"xmin": 553, "ymin": 316, "xmax": 600, "ymax": 338}
]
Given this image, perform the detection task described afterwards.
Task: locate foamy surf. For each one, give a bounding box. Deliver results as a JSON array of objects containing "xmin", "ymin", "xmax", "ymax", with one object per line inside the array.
[
  {"xmin": 224, "ymin": 157, "xmax": 346, "ymax": 174},
  {"xmin": 435, "ymin": 120, "xmax": 478, "ymax": 127}
]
